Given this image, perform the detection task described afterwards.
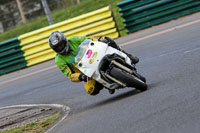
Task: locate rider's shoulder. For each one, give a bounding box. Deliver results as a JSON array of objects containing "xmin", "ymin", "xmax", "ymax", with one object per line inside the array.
[
  {"xmin": 69, "ymin": 36, "xmax": 85, "ymax": 41},
  {"xmin": 69, "ymin": 36, "xmax": 79, "ymax": 40}
]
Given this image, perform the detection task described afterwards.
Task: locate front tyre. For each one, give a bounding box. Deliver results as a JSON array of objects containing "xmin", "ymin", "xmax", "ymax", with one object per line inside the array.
[
  {"xmin": 135, "ymin": 73, "xmax": 146, "ymax": 83},
  {"xmin": 110, "ymin": 67, "xmax": 147, "ymax": 91}
]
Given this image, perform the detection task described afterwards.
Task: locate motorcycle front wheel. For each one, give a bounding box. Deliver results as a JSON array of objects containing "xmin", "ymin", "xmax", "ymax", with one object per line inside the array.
[{"xmin": 110, "ymin": 67, "xmax": 147, "ymax": 91}]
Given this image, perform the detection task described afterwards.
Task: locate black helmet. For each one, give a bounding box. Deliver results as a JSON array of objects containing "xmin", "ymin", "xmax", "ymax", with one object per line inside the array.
[{"xmin": 48, "ymin": 31, "xmax": 70, "ymax": 55}]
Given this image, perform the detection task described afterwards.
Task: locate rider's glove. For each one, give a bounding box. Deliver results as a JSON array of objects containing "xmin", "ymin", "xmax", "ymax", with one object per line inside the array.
[{"xmin": 78, "ymin": 73, "xmax": 88, "ymax": 82}]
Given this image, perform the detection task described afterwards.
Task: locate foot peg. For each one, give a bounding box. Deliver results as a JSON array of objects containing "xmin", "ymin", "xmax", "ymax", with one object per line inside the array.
[{"xmin": 108, "ymin": 89, "xmax": 115, "ymax": 94}]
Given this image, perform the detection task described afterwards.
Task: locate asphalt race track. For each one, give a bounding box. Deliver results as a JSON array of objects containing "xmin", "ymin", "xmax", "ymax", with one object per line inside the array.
[{"xmin": 0, "ymin": 13, "xmax": 200, "ymax": 133}]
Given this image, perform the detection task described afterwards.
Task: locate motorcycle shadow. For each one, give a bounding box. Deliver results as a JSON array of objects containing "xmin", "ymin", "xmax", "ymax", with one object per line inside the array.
[
  {"xmin": 87, "ymin": 81, "xmax": 159, "ymax": 110},
  {"xmin": 73, "ymin": 89, "xmax": 141, "ymax": 115},
  {"xmin": 91, "ymin": 89, "xmax": 140, "ymax": 108}
]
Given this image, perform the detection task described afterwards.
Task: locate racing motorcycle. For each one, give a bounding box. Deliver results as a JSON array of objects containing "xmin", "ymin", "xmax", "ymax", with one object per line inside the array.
[{"xmin": 74, "ymin": 39, "xmax": 147, "ymax": 93}]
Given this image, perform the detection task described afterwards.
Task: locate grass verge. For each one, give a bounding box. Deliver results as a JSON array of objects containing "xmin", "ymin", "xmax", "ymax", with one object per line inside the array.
[{"xmin": 0, "ymin": 113, "xmax": 60, "ymax": 133}]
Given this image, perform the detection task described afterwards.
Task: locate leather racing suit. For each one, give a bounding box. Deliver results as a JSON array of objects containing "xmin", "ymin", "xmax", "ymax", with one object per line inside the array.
[{"xmin": 55, "ymin": 36, "xmax": 102, "ymax": 95}]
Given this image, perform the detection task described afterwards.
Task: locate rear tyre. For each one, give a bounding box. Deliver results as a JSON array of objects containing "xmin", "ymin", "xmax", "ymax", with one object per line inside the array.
[{"xmin": 110, "ymin": 67, "xmax": 147, "ymax": 91}]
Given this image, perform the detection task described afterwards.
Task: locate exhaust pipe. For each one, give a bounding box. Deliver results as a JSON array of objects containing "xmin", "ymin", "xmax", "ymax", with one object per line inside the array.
[
  {"xmin": 111, "ymin": 60, "xmax": 133, "ymax": 74},
  {"xmin": 104, "ymin": 73, "xmax": 126, "ymax": 87}
]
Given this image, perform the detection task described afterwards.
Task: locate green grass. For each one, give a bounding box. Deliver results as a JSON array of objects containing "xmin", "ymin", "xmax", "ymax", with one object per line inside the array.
[
  {"xmin": 0, "ymin": 0, "xmax": 126, "ymax": 42},
  {"xmin": 0, "ymin": 113, "xmax": 60, "ymax": 133}
]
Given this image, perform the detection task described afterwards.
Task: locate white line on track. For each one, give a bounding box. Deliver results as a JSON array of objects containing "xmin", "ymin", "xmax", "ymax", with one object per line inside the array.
[
  {"xmin": 144, "ymin": 45, "xmax": 200, "ymax": 61},
  {"xmin": 0, "ymin": 65, "xmax": 57, "ymax": 86},
  {"xmin": 0, "ymin": 104, "xmax": 70, "ymax": 133},
  {"xmin": 183, "ymin": 47, "xmax": 200, "ymax": 54},
  {"xmin": 1, "ymin": 19, "xmax": 200, "ymax": 86}
]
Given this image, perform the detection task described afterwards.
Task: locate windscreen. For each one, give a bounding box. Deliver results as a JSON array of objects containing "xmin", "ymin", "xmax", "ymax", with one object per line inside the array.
[{"xmin": 74, "ymin": 39, "xmax": 91, "ymax": 64}]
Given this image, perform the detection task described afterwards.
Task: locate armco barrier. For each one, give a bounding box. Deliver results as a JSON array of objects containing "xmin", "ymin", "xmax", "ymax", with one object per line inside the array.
[
  {"xmin": 0, "ymin": 6, "xmax": 119, "ymax": 75},
  {"xmin": 117, "ymin": 0, "xmax": 200, "ymax": 33},
  {"xmin": 19, "ymin": 6, "xmax": 119, "ymax": 67},
  {"xmin": 0, "ymin": 38, "xmax": 27, "ymax": 75}
]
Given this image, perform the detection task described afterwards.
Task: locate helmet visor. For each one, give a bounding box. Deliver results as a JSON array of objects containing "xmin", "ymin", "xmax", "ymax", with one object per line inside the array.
[{"xmin": 55, "ymin": 43, "xmax": 65, "ymax": 52}]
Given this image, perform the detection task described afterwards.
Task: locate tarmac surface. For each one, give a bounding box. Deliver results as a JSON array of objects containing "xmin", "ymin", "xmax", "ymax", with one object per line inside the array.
[{"xmin": 0, "ymin": 12, "xmax": 200, "ymax": 133}]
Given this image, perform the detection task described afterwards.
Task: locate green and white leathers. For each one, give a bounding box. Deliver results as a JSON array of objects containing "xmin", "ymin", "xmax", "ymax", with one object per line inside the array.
[
  {"xmin": 55, "ymin": 36, "xmax": 91, "ymax": 82},
  {"xmin": 52, "ymin": 34, "xmax": 103, "ymax": 95}
]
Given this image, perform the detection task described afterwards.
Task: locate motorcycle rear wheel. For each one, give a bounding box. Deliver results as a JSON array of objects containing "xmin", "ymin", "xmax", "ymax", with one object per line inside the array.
[{"xmin": 110, "ymin": 67, "xmax": 147, "ymax": 91}]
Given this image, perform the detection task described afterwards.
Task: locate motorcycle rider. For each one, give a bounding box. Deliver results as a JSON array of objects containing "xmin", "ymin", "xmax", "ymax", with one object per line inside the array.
[{"xmin": 48, "ymin": 31, "xmax": 139, "ymax": 95}]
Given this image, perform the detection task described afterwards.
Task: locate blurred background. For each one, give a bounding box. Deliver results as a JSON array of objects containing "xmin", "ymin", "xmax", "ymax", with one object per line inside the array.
[
  {"xmin": 0, "ymin": 0, "xmax": 85, "ymax": 33},
  {"xmin": 0, "ymin": 0, "xmax": 123, "ymax": 41}
]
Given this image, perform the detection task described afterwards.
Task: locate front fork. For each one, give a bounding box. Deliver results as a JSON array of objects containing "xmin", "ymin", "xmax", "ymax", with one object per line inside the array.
[{"xmin": 99, "ymin": 54, "xmax": 137, "ymax": 88}]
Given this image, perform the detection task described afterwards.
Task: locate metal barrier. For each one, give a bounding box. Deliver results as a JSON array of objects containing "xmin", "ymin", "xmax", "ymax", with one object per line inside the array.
[
  {"xmin": 117, "ymin": 0, "xmax": 200, "ymax": 33},
  {"xmin": 0, "ymin": 6, "xmax": 119, "ymax": 75},
  {"xmin": 19, "ymin": 6, "xmax": 119, "ymax": 67},
  {"xmin": 0, "ymin": 38, "xmax": 27, "ymax": 75}
]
